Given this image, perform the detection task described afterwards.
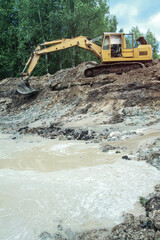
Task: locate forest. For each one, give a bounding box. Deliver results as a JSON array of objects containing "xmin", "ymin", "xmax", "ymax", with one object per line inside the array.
[{"xmin": 0, "ymin": 0, "xmax": 159, "ymax": 80}]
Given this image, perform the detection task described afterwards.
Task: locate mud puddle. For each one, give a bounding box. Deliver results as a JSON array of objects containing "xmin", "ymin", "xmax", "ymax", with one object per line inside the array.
[
  {"xmin": 0, "ymin": 133, "xmax": 160, "ymax": 240},
  {"xmin": 0, "ymin": 134, "xmax": 117, "ymax": 171}
]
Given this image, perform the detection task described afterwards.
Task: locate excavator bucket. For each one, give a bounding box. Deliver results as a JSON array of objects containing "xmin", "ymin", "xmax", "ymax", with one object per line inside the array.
[{"xmin": 17, "ymin": 80, "xmax": 38, "ymax": 95}]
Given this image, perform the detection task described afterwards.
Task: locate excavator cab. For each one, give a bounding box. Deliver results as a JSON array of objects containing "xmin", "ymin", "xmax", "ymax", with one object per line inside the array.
[
  {"xmin": 102, "ymin": 33, "xmax": 123, "ymax": 61},
  {"xmin": 17, "ymin": 33, "xmax": 152, "ymax": 95},
  {"xmin": 110, "ymin": 34, "xmax": 122, "ymax": 57},
  {"xmin": 101, "ymin": 33, "xmax": 135, "ymax": 61}
]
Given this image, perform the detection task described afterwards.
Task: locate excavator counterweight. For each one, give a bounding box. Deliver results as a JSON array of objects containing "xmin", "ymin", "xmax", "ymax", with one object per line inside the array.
[{"xmin": 17, "ymin": 33, "xmax": 152, "ymax": 95}]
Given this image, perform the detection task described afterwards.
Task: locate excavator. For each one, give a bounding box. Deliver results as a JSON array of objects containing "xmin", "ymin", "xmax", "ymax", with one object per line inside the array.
[{"xmin": 17, "ymin": 33, "xmax": 152, "ymax": 95}]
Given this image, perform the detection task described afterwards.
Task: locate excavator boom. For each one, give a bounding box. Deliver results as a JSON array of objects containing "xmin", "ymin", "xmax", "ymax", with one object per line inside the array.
[
  {"xmin": 17, "ymin": 36, "xmax": 101, "ymax": 94},
  {"xmin": 17, "ymin": 33, "xmax": 152, "ymax": 95}
]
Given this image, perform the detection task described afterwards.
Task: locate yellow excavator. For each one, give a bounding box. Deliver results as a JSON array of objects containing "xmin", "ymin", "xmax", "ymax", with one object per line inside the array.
[{"xmin": 17, "ymin": 33, "xmax": 152, "ymax": 95}]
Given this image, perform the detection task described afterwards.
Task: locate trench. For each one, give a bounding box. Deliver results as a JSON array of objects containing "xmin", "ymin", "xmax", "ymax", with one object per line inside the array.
[{"xmin": 0, "ymin": 133, "xmax": 160, "ymax": 240}]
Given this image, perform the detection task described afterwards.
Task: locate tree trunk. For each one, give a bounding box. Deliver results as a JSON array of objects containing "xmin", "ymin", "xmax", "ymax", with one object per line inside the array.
[{"xmin": 37, "ymin": 5, "xmax": 49, "ymax": 74}]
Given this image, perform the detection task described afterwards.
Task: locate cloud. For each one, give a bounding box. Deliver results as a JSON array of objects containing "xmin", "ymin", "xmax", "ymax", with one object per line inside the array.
[
  {"xmin": 109, "ymin": 1, "xmax": 160, "ymax": 54},
  {"xmin": 147, "ymin": 12, "xmax": 160, "ymax": 41},
  {"xmin": 110, "ymin": 3, "xmax": 160, "ymax": 43},
  {"xmin": 136, "ymin": 12, "xmax": 160, "ymax": 43},
  {"xmin": 110, "ymin": 2, "xmax": 140, "ymax": 33},
  {"xmin": 111, "ymin": 3, "xmax": 138, "ymax": 19}
]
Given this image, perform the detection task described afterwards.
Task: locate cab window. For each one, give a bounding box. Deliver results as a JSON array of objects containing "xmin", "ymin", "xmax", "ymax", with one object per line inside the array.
[
  {"xmin": 124, "ymin": 34, "xmax": 133, "ymax": 49},
  {"xmin": 103, "ymin": 36, "xmax": 109, "ymax": 50}
]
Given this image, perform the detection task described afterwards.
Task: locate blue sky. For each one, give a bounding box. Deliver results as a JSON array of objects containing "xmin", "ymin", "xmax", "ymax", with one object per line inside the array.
[{"xmin": 109, "ymin": 0, "xmax": 160, "ymax": 43}]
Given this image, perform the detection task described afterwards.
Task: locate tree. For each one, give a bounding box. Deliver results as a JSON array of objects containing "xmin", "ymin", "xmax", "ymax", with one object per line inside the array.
[
  {"xmin": 55, "ymin": 0, "xmax": 118, "ymax": 68},
  {"xmin": 130, "ymin": 26, "xmax": 142, "ymax": 48},
  {"xmin": 130, "ymin": 26, "xmax": 159, "ymax": 59},
  {"xmin": 0, "ymin": 0, "xmax": 118, "ymax": 80},
  {"xmin": 145, "ymin": 30, "xmax": 159, "ymax": 59},
  {"xmin": 0, "ymin": 0, "xmax": 18, "ymax": 78},
  {"xmin": 108, "ymin": 15, "xmax": 118, "ymax": 32},
  {"xmin": 119, "ymin": 28, "xmax": 124, "ymax": 33}
]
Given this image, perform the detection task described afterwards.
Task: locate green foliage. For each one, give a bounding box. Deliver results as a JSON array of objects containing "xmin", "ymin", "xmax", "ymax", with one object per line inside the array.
[
  {"xmin": 0, "ymin": 0, "xmax": 117, "ymax": 80},
  {"xmin": 119, "ymin": 28, "xmax": 124, "ymax": 33},
  {"xmin": 1, "ymin": 1, "xmax": 159, "ymax": 80},
  {"xmin": 139, "ymin": 196, "xmax": 147, "ymax": 207},
  {"xmin": 145, "ymin": 29, "xmax": 159, "ymax": 59},
  {"xmin": 0, "ymin": 0, "xmax": 18, "ymax": 78},
  {"xmin": 130, "ymin": 26, "xmax": 142, "ymax": 48},
  {"xmin": 130, "ymin": 26, "xmax": 159, "ymax": 59}
]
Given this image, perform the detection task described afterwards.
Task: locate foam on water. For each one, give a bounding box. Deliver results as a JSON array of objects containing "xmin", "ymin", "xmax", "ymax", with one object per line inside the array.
[
  {"xmin": 0, "ymin": 160, "xmax": 160, "ymax": 240},
  {"xmin": 0, "ymin": 134, "xmax": 160, "ymax": 239}
]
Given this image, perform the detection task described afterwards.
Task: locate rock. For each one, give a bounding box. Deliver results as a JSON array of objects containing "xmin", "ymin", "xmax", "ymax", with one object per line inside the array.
[
  {"xmin": 77, "ymin": 229, "xmax": 109, "ymax": 240},
  {"xmin": 136, "ymin": 138, "xmax": 160, "ymax": 170},
  {"xmin": 155, "ymin": 184, "xmax": 160, "ymax": 193},
  {"xmin": 53, "ymin": 233, "xmax": 66, "ymax": 240},
  {"xmin": 123, "ymin": 213, "xmax": 134, "ymax": 223},
  {"xmin": 79, "ymin": 103, "xmax": 92, "ymax": 114},
  {"xmin": 39, "ymin": 231, "xmax": 52, "ymax": 240},
  {"xmin": 101, "ymin": 144, "xmax": 116, "ymax": 152},
  {"xmin": 109, "ymin": 131, "xmax": 121, "ymax": 139},
  {"xmin": 122, "ymin": 155, "xmax": 131, "ymax": 160},
  {"xmin": 57, "ymin": 225, "xmax": 63, "ymax": 231},
  {"xmin": 145, "ymin": 196, "xmax": 160, "ymax": 215},
  {"xmin": 155, "ymin": 231, "xmax": 160, "ymax": 239},
  {"xmin": 108, "ymin": 113, "xmax": 124, "ymax": 124},
  {"xmin": 108, "ymin": 216, "xmax": 156, "ymax": 240},
  {"xmin": 139, "ymin": 218, "xmax": 153, "ymax": 229},
  {"xmin": 149, "ymin": 210, "xmax": 160, "ymax": 230},
  {"xmin": 116, "ymin": 150, "xmax": 121, "ymax": 154}
]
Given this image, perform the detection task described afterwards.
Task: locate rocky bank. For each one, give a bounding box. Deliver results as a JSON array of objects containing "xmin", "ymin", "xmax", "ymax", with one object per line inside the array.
[{"xmin": 0, "ymin": 60, "xmax": 160, "ymax": 239}]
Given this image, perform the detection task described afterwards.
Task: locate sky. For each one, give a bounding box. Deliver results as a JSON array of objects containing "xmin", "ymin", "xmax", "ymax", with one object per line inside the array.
[{"xmin": 109, "ymin": 0, "xmax": 160, "ymax": 43}]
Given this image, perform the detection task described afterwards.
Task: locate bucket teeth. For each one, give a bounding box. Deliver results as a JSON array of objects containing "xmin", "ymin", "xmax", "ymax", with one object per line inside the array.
[{"xmin": 17, "ymin": 80, "xmax": 38, "ymax": 95}]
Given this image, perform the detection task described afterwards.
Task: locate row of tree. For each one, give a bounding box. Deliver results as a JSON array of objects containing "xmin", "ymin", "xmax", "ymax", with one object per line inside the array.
[
  {"xmin": 0, "ymin": 0, "xmax": 117, "ymax": 80},
  {"xmin": 0, "ymin": 0, "xmax": 159, "ymax": 80},
  {"xmin": 129, "ymin": 27, "xmax": 159, "ymax": 59}
]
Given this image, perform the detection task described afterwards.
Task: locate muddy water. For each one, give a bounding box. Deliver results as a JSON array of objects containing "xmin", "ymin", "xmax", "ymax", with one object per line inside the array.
[
  {"xmin": 0, "ymin": 134, "xmax": 160, "ymax": 240},
  {"xmin": 0, "ymin": 134, "xmax": 116, "ymax": 171}
]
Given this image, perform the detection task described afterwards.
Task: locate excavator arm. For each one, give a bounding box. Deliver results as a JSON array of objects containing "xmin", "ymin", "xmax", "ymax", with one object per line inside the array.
[{"xmin": 17, "ymin": 36, "xmax": 102, "ymax": 94}]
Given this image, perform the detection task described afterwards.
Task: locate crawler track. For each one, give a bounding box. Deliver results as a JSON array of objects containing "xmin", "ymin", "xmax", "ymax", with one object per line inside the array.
[{"xmin": 84, "ymin": 62, "xmax": 145, "ymax": 77}]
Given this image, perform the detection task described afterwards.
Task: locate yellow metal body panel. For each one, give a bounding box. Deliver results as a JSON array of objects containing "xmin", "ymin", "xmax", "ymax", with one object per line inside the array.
[
  {"xmin": 101, "ymin": 33, "xmax": 152, "ymax": 63},
  {"xmin": 122, "ymin": 49, "xmax": 134, "ymax": 58},
  {"xmin": 102, "ymin": 45, "xmax": 152, "ymax": 62},
  {"xmin": 24, "ymin": 36, "xmax": 102, "ymax": 77},
  {"xmin": 22, "ymin": 33, "xmax": 152, "ymax": 79},
  {"xmin": 38, "ymin": 36, "xmax": 101, "ymax": 58}
]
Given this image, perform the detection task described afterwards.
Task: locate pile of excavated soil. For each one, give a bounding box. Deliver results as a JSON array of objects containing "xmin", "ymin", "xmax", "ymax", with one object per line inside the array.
[
  {"xmin": 0, "ymin": 60, "xmax": 160, "ymax": 133},
  {"xmin": 1, "ymin": 60, "xmax": 160, "ymax": 114},
  {"xmin": 0, "ymin": 60, "xmax": 160, "ymax": 141}
]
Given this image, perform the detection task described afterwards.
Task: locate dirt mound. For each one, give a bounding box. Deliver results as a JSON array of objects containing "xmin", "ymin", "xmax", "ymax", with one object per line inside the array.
[
  {"xmin": 1, "ymin": 60, "xmax": 160, "ymax": 108},
  {"xmin": 0, "ymin": 60, "xmax": 160, "ymax": 135}
]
